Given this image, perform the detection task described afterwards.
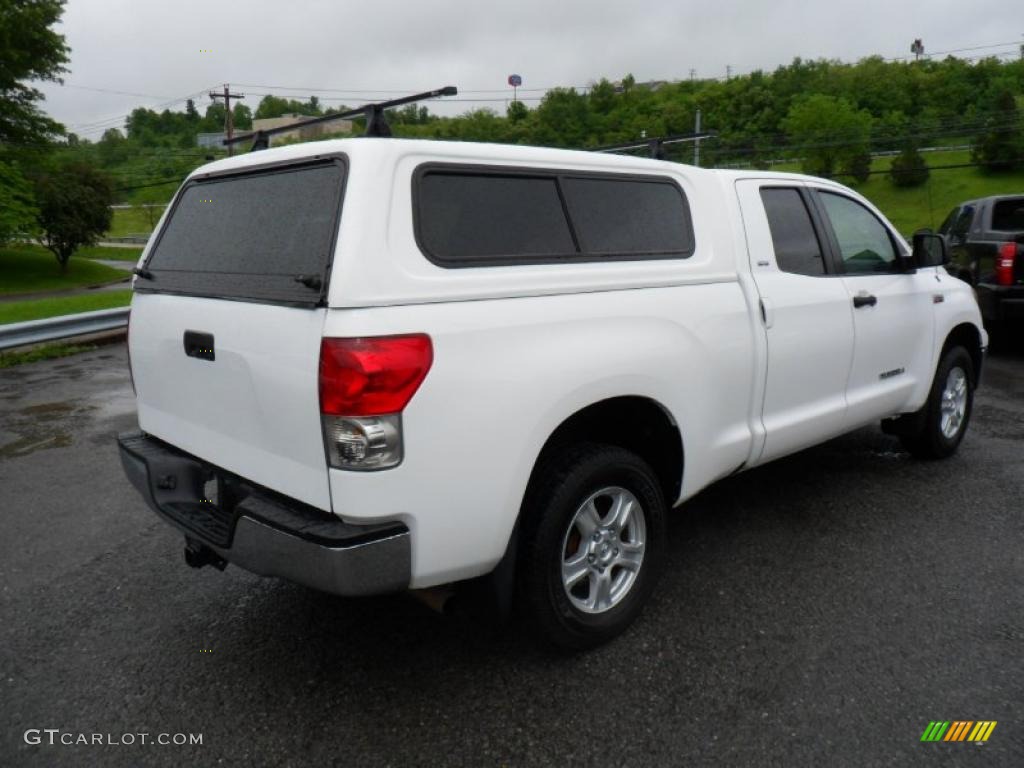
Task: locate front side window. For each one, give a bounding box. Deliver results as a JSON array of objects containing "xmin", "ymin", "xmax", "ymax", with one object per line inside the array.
[
  {"xmin": 819, "ymin": 192, "xmax": 898, "ymax": 275},
  {"xmin": 937, "ymin": 207, "xmax": 959, "ymax": 236},
  {"xmin": 952, "ymin": 205, "xmax": 975, "ymax": 238},
  {"xmin": 760, "ymin": 187, "xmax": 827, "ymax": 276}
]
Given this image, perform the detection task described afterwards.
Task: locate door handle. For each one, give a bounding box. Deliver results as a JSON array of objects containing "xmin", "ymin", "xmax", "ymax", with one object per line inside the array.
[
  {"xmin": 853, "ymin": 293, "xmax": 877, "ymax": 309},
  {"xmin": 183, "ymin": 330, "xmax": 215, "ymax": 361}
]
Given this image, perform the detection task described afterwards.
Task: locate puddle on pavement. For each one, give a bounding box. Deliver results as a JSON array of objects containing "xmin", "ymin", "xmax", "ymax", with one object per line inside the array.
[{"xmin": 0, "ymin": 400, "xmax": 97, "ymax": 459}]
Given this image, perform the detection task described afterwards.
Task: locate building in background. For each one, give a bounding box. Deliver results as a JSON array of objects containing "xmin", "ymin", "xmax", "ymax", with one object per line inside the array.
[{"xmin": 196, "ymin": 114, "xmax": 353, "ymax": 150}]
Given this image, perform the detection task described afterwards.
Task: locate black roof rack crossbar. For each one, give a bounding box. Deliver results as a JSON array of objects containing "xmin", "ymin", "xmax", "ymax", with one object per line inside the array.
[
  {"xmin": 229, "ymin": 86, "xmax": 458, "ymax": 151},
  {"xmin": 591, "ymin": 131, "xmax": 716, "ymax": 160}
]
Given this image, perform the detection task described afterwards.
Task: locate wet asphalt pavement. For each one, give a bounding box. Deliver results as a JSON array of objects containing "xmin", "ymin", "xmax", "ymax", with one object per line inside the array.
[{"xmin": 0, "ymin": 343, "xmax": 1021, "ymax": 767}]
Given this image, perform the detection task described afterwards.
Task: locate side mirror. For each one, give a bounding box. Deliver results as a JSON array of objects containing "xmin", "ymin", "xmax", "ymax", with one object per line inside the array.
[{"xmin": 911, "ymin": 229, "xmax": 949, "ymax": 268}]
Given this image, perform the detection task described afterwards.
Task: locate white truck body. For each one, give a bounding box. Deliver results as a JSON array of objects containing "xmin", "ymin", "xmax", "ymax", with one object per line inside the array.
[{"xmin": 120, "ymin": 138, "xmax": 985, "ymax": 639}]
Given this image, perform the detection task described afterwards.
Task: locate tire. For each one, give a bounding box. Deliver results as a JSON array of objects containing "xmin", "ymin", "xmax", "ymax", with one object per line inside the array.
[
  {"xmin": 518, "ymin": 443, "xmax": 667, "ymax": 650},
  {"xmin": 899, "ymin": 345, "xmax": 975, "ymax": 459}
]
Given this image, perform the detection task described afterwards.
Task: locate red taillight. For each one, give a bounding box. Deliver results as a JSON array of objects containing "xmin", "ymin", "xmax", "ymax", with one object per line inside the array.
[
  {"xmin": 319, "ymin": 335, "xmax": 433, "ymax": 416},
  {"xmin": 996, "ymin": 242, "xmax": 1017, "ymax": 286}
]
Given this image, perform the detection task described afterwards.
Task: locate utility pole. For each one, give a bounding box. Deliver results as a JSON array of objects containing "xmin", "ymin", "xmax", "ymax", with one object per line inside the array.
[
  {"xmin": 689, "ymin": 68, "xmax": 696, "ymax": 82},
  {"xmin": 726, "ymin": 65, "xmax": 732, "ymax": 81},
  {"xmin": 694, "ymin": 109, "xmax": 702, "ymax": 167},
  {"xmin": 209, "ymin": 83, "xmax": 245, "ymax": 156}
]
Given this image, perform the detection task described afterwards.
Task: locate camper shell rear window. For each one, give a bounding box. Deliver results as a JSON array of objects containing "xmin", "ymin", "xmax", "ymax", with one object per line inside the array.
[
  {"xmin": 413, "ymin": 164, "xmax": 694, "ymax": 267},
  {"xmin": 139, "ymin": 156, "xmax": 347, "ymax": 306}
]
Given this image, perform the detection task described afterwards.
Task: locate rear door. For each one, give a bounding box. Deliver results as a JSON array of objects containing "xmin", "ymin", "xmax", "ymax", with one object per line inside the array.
[
  {"xmin": 129, "ymin": 157, "xmax": 347, "ymax": 511},
  {"xmin": 736, "ymin": 180, "xmax": 856, "ymax": 463}
]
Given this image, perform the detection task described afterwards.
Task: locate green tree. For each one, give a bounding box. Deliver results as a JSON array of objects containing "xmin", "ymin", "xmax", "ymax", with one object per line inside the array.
[
  {"xmin": 972, "ymin": 89, "xmax": 1023, "ymax": 171},
  {"xmin": 133, "ymin": 186, "xmax": 169, "ymax": 231},
  {"xmin": 232, "ymin": 103, "xmax": 252, "ymax": 130},
  {"xmin": 34, "ymin": 161, "xmax": 114, "ymax": 271},
  {"xmin": 843, "ymin": 151, "xmax": 872, "ymax": 183},
  {"xmin": 0, "ymin": 0, "xmax": 69, "ymax": 145},
  {"xmin": 889, "ymin": 142, "xmax": 929, "ymax": 187},
  {"xmin": 97, "ymin": 128, "xmax": 130, "ymax": 165},
  {"xmin": 782, "ymin": 94, "xmax": 873, "ymax": 177},
  {"xmin": 0, "ymin": 161, "xmax": 38, "ymax": 244},
  {"xmin": 506, "ymin": 100, "xmax": 528, "ymax": 122}
]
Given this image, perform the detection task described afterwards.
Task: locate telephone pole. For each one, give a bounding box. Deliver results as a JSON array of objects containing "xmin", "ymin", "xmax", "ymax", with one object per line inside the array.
[
  {"xmin": 694, "ymin": 108, "xmax": 702, "ymax": 167},
  {"xmin": 209, "ymin": 84, "xmax": 245, "ymax": 156}
]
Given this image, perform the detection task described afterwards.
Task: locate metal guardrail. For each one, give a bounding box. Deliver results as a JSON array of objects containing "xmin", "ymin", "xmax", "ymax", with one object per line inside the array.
[{"xmin": 0, "ymin": 307, "xmax": 130, "ymax": 351}]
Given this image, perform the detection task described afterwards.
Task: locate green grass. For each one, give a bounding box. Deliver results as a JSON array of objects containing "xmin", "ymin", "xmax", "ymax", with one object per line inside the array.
[
  {"xmin": 769, "ymin": 150, "xmax": 1024, "ymax": 236},
  {"xmin": 0, "ymin": 342, "xmax": 98, "ymax": 368},
  {"xmin": 77, "ymin": 245, "xmax": 145, "ymax": 262},
  {"xmin": 0, "ymin": 290, "xmax": 131, "ymax": 325},
  {"xmin": 0, "ymin": 246, "xmax": 128, "ymax": 296},
  {"xmin": 107, "ymin": 207, "xmax": 162, "ymax": 238}
]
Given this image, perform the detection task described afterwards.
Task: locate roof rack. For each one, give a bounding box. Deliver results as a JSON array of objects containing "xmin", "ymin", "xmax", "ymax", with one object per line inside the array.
[
  {"xmin": 591, "ymin": 131, "xmax": 716, "ymax": 160},
  {"xmin": 227, "ymin": 86, "xmax": 458, "ymax": 152}
]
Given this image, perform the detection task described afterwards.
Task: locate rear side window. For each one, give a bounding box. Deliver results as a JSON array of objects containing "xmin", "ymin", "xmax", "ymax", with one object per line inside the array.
[
  {"xmin": 760, "ymin": 188, "xmax": 827, "ymax": 276},
  {"xmin": 561, "ymin": 177, "xmax": 692, "ymax": 255},
  {"xmin": 142, "ymin": 159, "xmax": 345, "ymax": 305},
  {"xmin": 414, "ymin": 166, "xmax": 694, "ymax": 266},
  {"xmin": 991, "ymin": 198, "xmax": 1024, "ymax": 231},
  {"xmin": 416, "ymin": 173, "xmax": 575, "ymax": 261}
]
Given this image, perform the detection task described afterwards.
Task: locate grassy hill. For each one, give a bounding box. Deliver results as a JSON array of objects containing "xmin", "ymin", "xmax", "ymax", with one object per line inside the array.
[
  {"xmin": 103, "ymin": 148, "xmax": 1024, "ymax": 243},
  {"xmin": 772, "ymin": 149, "xmax": 1024, "ymax": 236}
]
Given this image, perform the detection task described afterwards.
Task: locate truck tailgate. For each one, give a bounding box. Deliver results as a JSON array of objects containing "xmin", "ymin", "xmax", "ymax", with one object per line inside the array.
[{"xmin": 130, "ymin": 294, "xmax": 331, "ymax": 510}]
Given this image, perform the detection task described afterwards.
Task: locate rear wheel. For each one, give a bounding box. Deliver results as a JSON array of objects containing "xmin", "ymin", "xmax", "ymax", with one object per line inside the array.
[
  {"xmin": 518, "ymin": 443, "xmax": 667, "ymax": 650},
  {"xmin": 898, "ymin": 345, "xmax": 975, "ymax": 459}
]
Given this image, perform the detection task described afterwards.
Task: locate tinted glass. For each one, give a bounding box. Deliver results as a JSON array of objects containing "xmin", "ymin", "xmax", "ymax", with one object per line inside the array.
[
  {"xmin": 937, "ymin": 207, "xmax": 958, "ymax": 236},
  {"xmin": 562, "ymin": 177, "xmax": 692, "ymax": 255},
  {"xmin": 417, "ymin": 173, "xmax": 575, "ymax": 263},
  {"xmin": 952, "ymin": 205, "xmax": 975, "ymax": 237},
  {"xmin": 991, "ymin": 198, "xmax": 1024, "ymax": 231},
  {"xmin": 819, "ymin": 192, "xmax": 897, "ymax": 274},
  {"xmin": 760, "ymin": 188, "xmax": 826, "ymax": 276},
  {"xmin": 146, "ymin": 162, "xmax": 344, "ymax": 304}
]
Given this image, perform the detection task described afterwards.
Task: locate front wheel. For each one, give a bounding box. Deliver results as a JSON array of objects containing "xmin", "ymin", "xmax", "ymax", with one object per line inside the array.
[
  {"xmin": 898, "ymin": 345, "xmax": 975, "ymax": 459},
  {"xmin": 518, "ymin": 443, "xmax": 667, "ymax": 650}
]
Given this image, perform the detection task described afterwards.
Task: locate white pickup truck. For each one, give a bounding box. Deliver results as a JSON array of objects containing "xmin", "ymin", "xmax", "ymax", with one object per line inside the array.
[{"xmin": 118, "ymin": 138, "xmax": 985, "ymax": 648}]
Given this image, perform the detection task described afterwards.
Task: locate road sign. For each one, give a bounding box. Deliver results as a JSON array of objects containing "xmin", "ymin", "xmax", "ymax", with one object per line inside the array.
[{"xmin": 508, "ymin": 74, "xmax": 522, "ymax": 87}]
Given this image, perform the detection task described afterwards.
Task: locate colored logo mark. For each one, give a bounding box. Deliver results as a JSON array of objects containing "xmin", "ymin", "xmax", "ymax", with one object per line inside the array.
[{"xmin": 920, "ymin": 721, "xmax": 997, "ymax": 743}]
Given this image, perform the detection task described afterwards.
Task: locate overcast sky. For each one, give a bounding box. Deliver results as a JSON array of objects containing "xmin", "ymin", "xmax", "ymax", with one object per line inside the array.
[{"xmin": 37, "ymin": 0, "xmax": 1024, "ymax": 139}]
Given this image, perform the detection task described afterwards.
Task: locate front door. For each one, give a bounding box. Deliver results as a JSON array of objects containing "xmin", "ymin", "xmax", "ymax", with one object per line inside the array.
[{"xmin": 810, "ymin": 189, "xmax": 935, "ymax": 427}]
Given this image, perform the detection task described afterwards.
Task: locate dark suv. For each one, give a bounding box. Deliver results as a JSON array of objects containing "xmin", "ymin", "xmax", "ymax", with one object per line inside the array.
[{"xmin": 939, "ymin": 195, "xmax": 1024, "ymax": 337}]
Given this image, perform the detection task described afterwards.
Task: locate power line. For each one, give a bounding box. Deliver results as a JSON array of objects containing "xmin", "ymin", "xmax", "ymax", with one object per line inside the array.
[{"xmin": 58, "ymin": 83, "xmax": 176, "ymax": 100}]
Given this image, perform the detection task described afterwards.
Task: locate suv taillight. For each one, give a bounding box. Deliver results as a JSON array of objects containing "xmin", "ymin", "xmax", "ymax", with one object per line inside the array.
[
  {"xmin": 318, "ymin": 335, "xmax": 433, "ymax": 470},
  {"xmin": 996, "ymin": 242, "xmax": 1017, "ymax": 286}
]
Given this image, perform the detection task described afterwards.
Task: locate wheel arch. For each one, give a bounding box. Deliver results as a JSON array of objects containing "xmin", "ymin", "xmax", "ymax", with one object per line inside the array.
[
  {"xmin": 524, "ymin": 395, "xmax": 684, "ymax": 510},
  {"xmin": 941, "ymin": 322, "xmax": 984, "ymax": 383}
]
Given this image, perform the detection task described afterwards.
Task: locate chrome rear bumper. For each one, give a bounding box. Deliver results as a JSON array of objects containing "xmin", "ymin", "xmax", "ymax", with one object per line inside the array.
[{"xmin": 117, "ymin": 431, "xmax": 410, "ymax": 596}]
